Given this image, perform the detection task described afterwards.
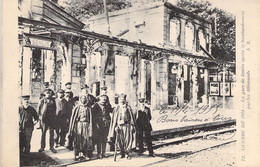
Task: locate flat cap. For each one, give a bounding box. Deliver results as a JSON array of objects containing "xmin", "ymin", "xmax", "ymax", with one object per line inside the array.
[
  {"xmin": 57, "ymin": 89, "xmax": 65, "ymax": 94},
  {"xmin": 81, "ymin": 84, "xmax": 89, "ymax": 89},
  {"xmin": 43, "ymin": 88, "xmax": 52, "ymax": 94},
  {"xmin": 20, "ymin": 95, "xmax": 30, "ymax": 99},
  {"xmin": 65, "ymin": 82, "xmax": 72, "ymax": 86}
]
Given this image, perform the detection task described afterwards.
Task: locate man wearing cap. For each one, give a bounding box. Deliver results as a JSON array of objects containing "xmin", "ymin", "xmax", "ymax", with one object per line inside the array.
[
  {"xmin": 136, "ymin": 98, "xmax": 155, "ymax": 157},
  {"xmin": 65, "ymin": 82, "xmax": 74, "ymax": 99},
  {"xmin": 41, "ymin": 82, "xmax": 55, "ymax": 98},
  {"xmin": 65, "ymin": 89, "xmax": 77, "ymax": 150},
  {"xmin": 37, "ymin": 82, "xmax": 55, "ymax": 129},
  {"xmin": 80, "ymin": 84, "xmax": 97, "ymax": 108},
  {"xmin": 55, "ymin": 89, "xmax": 69, "ymax": 147},
  {"xmin": 92, "ymin": 95, "xmax": 112, "ymax": 159},
  {"xmin": 108, "ymin": 93, "xmax": 136, "ymax": 159},
  {"xmin": 37, "ymin": 89, "xmax": 57, "ymax": 153},
  {"xmin": 19, "ymin": 95, "xmax": 39, "ymax": 154}
]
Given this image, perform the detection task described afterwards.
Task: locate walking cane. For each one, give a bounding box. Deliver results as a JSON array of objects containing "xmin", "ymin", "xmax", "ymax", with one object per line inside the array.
[{"xmin": 114, "ymin": 131, "xmax": 118, "ymax": 162}]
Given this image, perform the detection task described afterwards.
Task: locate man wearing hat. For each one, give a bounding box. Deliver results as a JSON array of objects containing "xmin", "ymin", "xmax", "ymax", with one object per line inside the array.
[
  {"xmin": 65, "ymin": 82, "xmax": 74, "ymax": 99},
  {"xmin": 97, "ymin": 87, "xmax": 111, "ymax": 108},
  {"xmin": 80, "ymin": 84, "xmax": 97, "ymax": 108},
  {"xmin": 19, "ymin": 95, "xmax": 39, "ymax": 154},
  {"xmin": 92, "ymin": 94, "xmax": 112, "ymax": 159},
  {"xmin": 108, "ymin": 93, "xmax": 136, "ymax": 159},
  {"xmin": 65, "ymin": 89, "xmax": 77, "ymax": 150},
  {"xmin": 41, "ymin": 82, "xmax": 55, "ymax": 98},
  {"xmin": 136, "ymin": 98, "xmax": 155, "ymax": 157},
  {"xmin": 55, "ymin": 89, "xmax": 69, "ymax": 147},
  {"xmin": 37, "ymin": 82, "xmax": 55, "ymax": 129},
  {"xmin": 37, "ymin": 88, "xmax": 57, "ymax": 153}
]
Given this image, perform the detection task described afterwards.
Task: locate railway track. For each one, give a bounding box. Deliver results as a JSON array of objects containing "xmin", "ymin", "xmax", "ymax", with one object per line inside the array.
[{"xmin": 61, "ymin": 125, "xmax": 236, "ymax": 166}]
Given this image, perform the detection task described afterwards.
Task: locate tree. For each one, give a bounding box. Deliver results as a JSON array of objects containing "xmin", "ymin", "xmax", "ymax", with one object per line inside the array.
[
  {"xmin": 62, "ymin": 0, "xmax": 131, "ymax": 20},
  {"xmin": 177, "ymin": 0, "xmax": 235, "ymax": 62}
]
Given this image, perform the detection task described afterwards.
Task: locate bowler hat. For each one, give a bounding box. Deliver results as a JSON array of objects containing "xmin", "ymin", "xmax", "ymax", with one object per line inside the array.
[{"xmin": 100, "ymin": 86, "xmax": 107, "ymax": 91}]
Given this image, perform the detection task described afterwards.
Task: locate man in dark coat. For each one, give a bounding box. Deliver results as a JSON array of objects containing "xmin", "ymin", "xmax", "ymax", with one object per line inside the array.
[
  {"xmin": 108, "ymin": 93, "xmax": 136, "ymax": 159},
  {"xmin": 19, "ymin": 95, "xmax": 39, "ymax": 154},
  {"xmin": 92, "ymin": 95, "xmax": 112, "ymax": 159},
  {"xmin": 41, "ymin": 82, "xmax": 55, "ymax": 98},
  {"xmin": 136, "ymin": 98, "xmax": 155, "ymax": 157},
  {"xmin": 96, "ymin": 87, "xmax": 111, "ymax": 107},
  {"xmin": 55, "ymin": 89, "xmax": 69, "ymax": 147},
  {"xmin": 37, "ymin": 89, "xmax": 57, "ymax": 153},
  {"xmin": 65, "ymin": 89, "xmax": 77, "ymax": 150},
  {"xmin": 37, "ymin": 82, "xmax": 55, "ymax": 129},
  {"xmin": 65, "ymin": 82, "xmax": 74, "ymax": 99},
  {"xmin": 80, "ymin": 84, "xmax": 97, "ymax": 108}
]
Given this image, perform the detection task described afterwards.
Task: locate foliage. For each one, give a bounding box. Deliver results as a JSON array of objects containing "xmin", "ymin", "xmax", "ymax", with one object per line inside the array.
[
  {"xmin": 177, "ymin": 0, "xmax": 236, "ymax": 62},
  {"xmin": 62, "ymin": 0, "xmax": 131, "ymax": 20}
]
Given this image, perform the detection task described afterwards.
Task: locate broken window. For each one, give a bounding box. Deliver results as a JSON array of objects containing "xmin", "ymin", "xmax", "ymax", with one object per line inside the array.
[
  {"xmin": 185, "ymin": 21, "xmax": 194, "ymax": 51},
  {"xmin": 169, "ymin": 18, "xmax": 180, "ymax": 47}
]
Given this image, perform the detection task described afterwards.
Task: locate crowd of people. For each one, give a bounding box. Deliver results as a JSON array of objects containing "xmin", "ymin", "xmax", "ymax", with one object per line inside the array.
[{"xmin": 19, "ymin": 81, "xmax": 155, "ymax": 161}]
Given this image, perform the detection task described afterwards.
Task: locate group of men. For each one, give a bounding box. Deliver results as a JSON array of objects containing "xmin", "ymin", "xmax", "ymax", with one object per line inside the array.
[{"xmin": 19, "ymin": 81, "xmax": 155, "ymax": 161}]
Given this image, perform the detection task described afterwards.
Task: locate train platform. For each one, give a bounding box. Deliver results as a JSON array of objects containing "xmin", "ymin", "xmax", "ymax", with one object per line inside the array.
[{"xmin": 25, "ymin": 103, "xmax": 236, "ymax": 166}]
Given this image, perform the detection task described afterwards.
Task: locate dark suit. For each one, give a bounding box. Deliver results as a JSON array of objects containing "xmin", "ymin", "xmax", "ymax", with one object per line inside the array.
[
  {"xmin": 55, "ymin": 98, "xmax": 69, "ymax": 146},
  {"xmin": 136, "ymin": 106, "xmax": 154, "ymax": 154},
  {"xmin": 37, "ymin": 97, "xmax": 56, "ymax": 149},
  {"xmin": 19, "ymin": 105, "xmax": 38, "ymax": 153}
]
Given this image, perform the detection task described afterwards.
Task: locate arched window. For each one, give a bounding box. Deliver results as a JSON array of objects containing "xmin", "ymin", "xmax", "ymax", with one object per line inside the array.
[
  {"xmin": 169, "ymin": 18, "xmax": 180, "ymax": 47},
  {"xmin": 185, "ymin": 21, "xmax": 194, "ymax": 51}
]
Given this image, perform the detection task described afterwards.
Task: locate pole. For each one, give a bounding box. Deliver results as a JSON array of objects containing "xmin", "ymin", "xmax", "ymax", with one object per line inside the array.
[
  {"xmin": 114, "ymin": 132, "xmax": 117, "ymax": 161},
  {"xmin": 222, "ymin": 64, "xmax": 226, "ymax": 111},
  {"xmin": 103, "ymin": 0, "xmax": 111, "ymax": 36}
]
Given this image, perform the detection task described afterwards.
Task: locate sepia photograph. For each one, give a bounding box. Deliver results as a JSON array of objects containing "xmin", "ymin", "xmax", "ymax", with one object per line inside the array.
[{"xmin": 2, "ymin": 0, "xmax": 260, "ymax": 166}]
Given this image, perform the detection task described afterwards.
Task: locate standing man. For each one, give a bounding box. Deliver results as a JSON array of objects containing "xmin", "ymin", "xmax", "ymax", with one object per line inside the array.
[
  {"xmin": 92, "ymin": 95, "xmax": 112, "ymax": 159},
  {"xmin": 80, "ymin": 84, "xmax": 97, "ymax": 108},
  {"xmin": 37, "ymin": 82, "xmax": 55, "ymax": 129},
  {"xmin": 41, "ymin": 82, "xmax": 55, "ymax": 98},
  {"xmin": 65, "ymin": 82, "xmax": 74, "ymax": 99},
  {"xmin": 136, "ymin": 98, "xmax": 155, "ymax": 157},
  {"xmin": 65, "ymin": 89, "xmax": 76, "ymax": 150},
  {"xmin": 97, "ymin": 87, "xmax": 111, "ymax": 107},
  {"xmin": 37, "ymin": 89, "xmax": 57, "ymax": 153},
  {"xmin": 19, "ymin": 95, "xmax": 39, "ymax": 154},
  {"xmin": 55, "ymin": 89, "xmax": 69, "ymax": 147},
  {"xmin": 108, "ymin": 93, "xmax": 136, "ymax": 159}
]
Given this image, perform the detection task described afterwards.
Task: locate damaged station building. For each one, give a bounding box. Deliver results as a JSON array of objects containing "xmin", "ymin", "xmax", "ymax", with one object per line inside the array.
[{"xmin": 18, "ymin": 0, "xmax": 235, "ymax": 112}]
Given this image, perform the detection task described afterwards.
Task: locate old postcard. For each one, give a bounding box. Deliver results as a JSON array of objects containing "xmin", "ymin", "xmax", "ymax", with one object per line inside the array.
[{"xmin": 1, "ymin": 0, "xmax": 260, "ymax": 166}]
